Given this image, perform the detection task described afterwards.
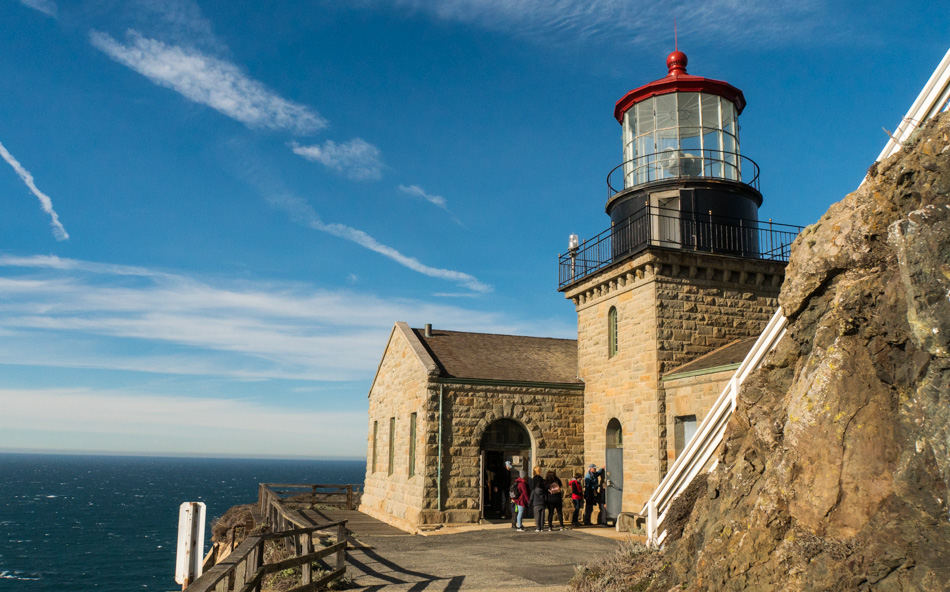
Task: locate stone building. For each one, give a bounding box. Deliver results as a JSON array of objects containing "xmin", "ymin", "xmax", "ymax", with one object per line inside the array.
[
  {"xmin": 360, "ymin": 322, "xmax": 583, "ymax": 531},
  {"xmin": 362, "ymin": 51, "xmax": 800, "ymax": 530}
]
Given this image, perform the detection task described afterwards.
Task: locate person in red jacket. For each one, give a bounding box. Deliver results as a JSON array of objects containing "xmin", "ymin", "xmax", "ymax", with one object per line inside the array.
[
  {"xmin": 568, "ymin": 472, "xmax": 584, "ymax": 527},
  {"xmin": 511, "ymin": 471, "xmax": 530, "ymax": 531}
]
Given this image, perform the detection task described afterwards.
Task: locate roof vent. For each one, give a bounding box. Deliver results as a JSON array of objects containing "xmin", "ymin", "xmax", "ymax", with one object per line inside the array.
[{"xmin": 424, "ymin": 323, "xmax": 433, "ymax": 337}]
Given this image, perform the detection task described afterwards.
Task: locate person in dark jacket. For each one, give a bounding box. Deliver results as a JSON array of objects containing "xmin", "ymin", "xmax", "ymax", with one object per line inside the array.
[
  {"xmin": 512, "ymin": 471, "xmax": 530, "ymax": 531},
  {"xmin": 531, "ymin": 466, "xmax": 544, "ymax": 489},
  {"xmin": 568, "ymin": 473, "xmax": 584, "ymax": 527},
  {"xmin": 494, "ymin": 460, "xmax": 512, "ymax": 520},
  {"xmin": 529, "ymin": 478, "xmax": 547, "ymax": 532},
  {"xmin": 544, "ymin": 470, "xmax": 565, "ymax": 530},
  {"xmin": 583, "ymin": 463, "xmax": 605, "ymax": 526}
]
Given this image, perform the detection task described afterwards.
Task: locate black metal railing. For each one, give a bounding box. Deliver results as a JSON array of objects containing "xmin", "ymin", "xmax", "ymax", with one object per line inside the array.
[
  {"xmin": 558, "ymin": 207, "xmax": 802, "ymax": 289},
  {"xmin": 607, "ymin": 150, "xmax": 761, "ymax": 197}
]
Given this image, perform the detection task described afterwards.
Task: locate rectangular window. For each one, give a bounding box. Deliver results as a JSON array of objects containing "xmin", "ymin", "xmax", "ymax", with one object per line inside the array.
[
  {"xmin": 388, "ymin": 417, "xmax": 395, "ymax": 476},
  {"xmin": 371, "ymin": 421, "xmax": 378, "ymax": 473},
  {"xmin": 674, "ymin": 415, "xmax": 698, "ymax": 458},
  {"xmin": 408, "ymin": 413, "xmax": 417, "ymax": 477}
]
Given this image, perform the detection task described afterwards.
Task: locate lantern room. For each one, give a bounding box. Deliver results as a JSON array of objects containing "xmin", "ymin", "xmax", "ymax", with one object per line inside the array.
[{"xmin": 606, "ymin": 51, "xmax": 762, "ymax": 227}]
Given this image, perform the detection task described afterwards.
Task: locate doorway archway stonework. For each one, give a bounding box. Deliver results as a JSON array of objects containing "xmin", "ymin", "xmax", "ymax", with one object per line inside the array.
[{"xmin": 433, "ymin": 383, "xmax": 584, "ymax": 525}]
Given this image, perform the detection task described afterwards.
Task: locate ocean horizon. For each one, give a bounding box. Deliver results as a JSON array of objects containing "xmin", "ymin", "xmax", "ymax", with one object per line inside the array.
[{"xmin": 0, "ymin": 453, "xmax": 366, "ymax": 591}]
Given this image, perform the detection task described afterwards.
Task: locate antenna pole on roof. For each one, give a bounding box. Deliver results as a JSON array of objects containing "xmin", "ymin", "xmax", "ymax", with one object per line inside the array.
[{"xmin": 674, "ymin": 19, "xmax": 678, "ymax": 51}]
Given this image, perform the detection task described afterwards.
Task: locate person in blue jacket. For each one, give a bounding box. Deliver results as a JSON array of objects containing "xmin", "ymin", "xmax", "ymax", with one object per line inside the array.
[{"xmin": 582, "ymin": 463, "xmax": 605, "ymax": 526}]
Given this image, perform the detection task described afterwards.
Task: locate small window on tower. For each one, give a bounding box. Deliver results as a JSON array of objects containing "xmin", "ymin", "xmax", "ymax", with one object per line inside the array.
[{"xmin": 608, "ymin": 306, "xmax": 618, "ymax": 358}]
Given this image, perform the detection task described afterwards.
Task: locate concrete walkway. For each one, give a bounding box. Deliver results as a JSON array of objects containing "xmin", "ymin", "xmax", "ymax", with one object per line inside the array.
[{"xmin": 296, "ymin": 510, "xmax": 627, "ymax": 591}]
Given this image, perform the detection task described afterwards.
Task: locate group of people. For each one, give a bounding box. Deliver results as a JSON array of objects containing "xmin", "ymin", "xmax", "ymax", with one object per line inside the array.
[{"xmin": 494, "ymin": 461, "xmax": 610, "ymax": 531}]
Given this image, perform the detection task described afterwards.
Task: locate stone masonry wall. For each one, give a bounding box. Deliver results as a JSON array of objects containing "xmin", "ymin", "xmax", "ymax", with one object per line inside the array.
[
  {"xmin": 436, "ymin": 383, "xmax": 585, "ymax": 525},
  {"xmin": 360, "ymin": 328, "xmax": 432, "ymax": 531},
  {"xmin": 565, "ymin": 249, "xmax": 785, "ymax": 514},
  {"xmin": 661, "ymin": 368, "xmax": 734, "ymax": 463}
]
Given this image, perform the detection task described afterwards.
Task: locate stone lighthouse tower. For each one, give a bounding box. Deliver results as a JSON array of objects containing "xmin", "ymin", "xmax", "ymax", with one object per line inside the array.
[{"xmin": 559, "ymin": 51, "xmax": 800, "ymax": 523}]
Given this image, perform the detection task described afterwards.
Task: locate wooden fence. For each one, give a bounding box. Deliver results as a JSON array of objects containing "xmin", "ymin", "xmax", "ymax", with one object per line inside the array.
[
  {"xmin": 184, "ymin": 520, "xmax": 346, "ymax": 592},
  {"xmin": 258, "ymin": 483, "xmax": 360, "ymax": 519},
  {"xmin": 186, "ymin": 483, "xmax": 362, "ymax": 592}
]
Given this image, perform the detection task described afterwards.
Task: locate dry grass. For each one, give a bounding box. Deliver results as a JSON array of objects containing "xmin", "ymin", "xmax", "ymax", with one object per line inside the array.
[
  {"xmin": 569, "ymin": 539, "xmax": 669, "ymax": 592},
  {"xmin": 661, "ymin": 473, "xmax": 708, "ymax": 545}
]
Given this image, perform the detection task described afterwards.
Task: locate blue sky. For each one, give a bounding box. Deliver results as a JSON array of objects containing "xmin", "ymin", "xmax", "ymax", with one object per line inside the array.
[{"xmin": 1, "ymin": 0, "xmax": 946, "ymax": 459}]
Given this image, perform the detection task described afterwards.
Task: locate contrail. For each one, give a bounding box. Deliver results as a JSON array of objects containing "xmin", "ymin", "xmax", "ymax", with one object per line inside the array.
[{"xmin": 0, "ymin": 140, "xmax": 69, "ymax": 241}]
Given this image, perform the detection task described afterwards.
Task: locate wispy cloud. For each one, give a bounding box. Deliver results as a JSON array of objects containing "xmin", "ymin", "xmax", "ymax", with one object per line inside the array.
[
  {"xmin": 16, "ymin": 0, "xmax": 57, "ymax": 18},
  {"xmin": 90, "ymin": 30, "xmax": 326, "ymax": 134},
  {"xmin": 373, "ymin": 0, "xmax": 824, "ymax": 49},
  {"xmin": 233, "ymin": 146, "xmax": 489, "ymax": 293},
  {"xmin": 0, "ymin": 256, "xmax": 506, "ymax": 380},
  {"xmin": 290, "ymin": 139, "xmax": 384, "ymax": 180},
  {"xmin": 398, "ymin": 184, "xmax": 446, "ymax": 208},
  {"xmin": 265, "ymin": 189, "xmax": 490, "ymax": 292},
  {"xmin": 0, "ymin": 387, "xmax": 366, "ymax": 457},
  {"xmin": 397, "ymin": 184, "xmax": 463, "ymax": 225},
  {"xmin": 0, "ymin": 141, "xmax": 69, "ymax": 241}
]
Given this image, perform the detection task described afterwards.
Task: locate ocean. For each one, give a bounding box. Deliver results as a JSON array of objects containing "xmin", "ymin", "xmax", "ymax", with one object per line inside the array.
[{"xmin": 0, "ymin": 453, "xmax": 366, "ymax": 591}]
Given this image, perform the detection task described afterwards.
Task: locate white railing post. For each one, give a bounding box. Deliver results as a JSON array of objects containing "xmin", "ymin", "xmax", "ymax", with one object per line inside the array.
[{"xmin": 647, "ymin": 499, "xmax": 657, "ymax": 547}]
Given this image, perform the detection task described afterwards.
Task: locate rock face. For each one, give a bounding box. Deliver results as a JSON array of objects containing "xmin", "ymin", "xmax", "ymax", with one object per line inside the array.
[{"xmin": 658, "ymin": 113, "xmax": 950, "ymax": 591}]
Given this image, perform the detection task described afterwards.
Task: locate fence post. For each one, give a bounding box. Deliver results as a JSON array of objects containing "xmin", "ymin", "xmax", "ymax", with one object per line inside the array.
[
  {"xmin": 346, "ymin": 485, "xmax": 353, "ymax": 510},
  {"xmin": 302, "ymin": 533, "xmax": 313, "ymax": 585},
  {"xmin": 336, "ymin": 522, "xmax": 346, "ymax": 571},
  {"xmin": 254, "ymin": 538, "xmax": 265, "ymax": 592}
]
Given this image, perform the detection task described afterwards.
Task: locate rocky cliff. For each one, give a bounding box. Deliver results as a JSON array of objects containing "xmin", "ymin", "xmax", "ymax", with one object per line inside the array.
[{"xmin": 653, "ymin": 113, "xmax": 950, "ymax": 591}]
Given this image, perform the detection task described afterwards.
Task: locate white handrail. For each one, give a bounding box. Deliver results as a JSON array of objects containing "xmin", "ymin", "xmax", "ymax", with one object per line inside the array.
[
  {"xmin": 874, "ymin": 47, "xmax": 950, "ymax": 165},
  {"xmin": 643, "ymin": 307, "xmax": 787, "ymax": 547}
]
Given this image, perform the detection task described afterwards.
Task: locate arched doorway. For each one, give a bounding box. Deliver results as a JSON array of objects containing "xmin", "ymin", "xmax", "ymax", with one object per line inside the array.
[
  {"xmin": 605, "ymin": 418, "xmax": 624, "ymax": 524},
  {"xmin": 480, "ymin": 419, "xmax": 532, "ymax": 520}
]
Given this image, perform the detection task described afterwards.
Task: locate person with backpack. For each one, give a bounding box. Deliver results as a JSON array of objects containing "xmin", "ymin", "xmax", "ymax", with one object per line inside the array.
[
  {"xmin": 544, "ymin": 470, "xmax": 565, "ymax": 530},
  {"xmin": 568, "ymin": 472, "xmax": 584, "ymax": 527},
  {"xmin": 510, "ymin": 470, "xmax": 530, "ymax": 531},
  {"xmin": 529, "ymin": 476, "xmax": 548, "ymax": 531},
  {"xmin": 583, "ymin": 463, "xmax": 605, "ymax": 526}
]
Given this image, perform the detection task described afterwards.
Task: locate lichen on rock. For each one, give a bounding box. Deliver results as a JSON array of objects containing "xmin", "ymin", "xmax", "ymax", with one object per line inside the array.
[{"xmin": 644, "ymin": 112, "xmax": 950, "ymax": 591}]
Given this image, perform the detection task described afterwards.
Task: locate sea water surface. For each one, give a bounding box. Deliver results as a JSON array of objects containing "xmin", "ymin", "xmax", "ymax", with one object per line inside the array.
[{"xmin": 0, "ymin": 453, "xmax": 365, "ymax": 591}]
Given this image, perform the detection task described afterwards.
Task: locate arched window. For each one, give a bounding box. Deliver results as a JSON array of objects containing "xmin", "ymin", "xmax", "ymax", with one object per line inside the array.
[
  {"xmin": 606, "ymin": 418, "xmax": 623, "ymax": 449},
  {"xmin": 608, "ymin": 306, "xmax": 618, "ymax": 358}
]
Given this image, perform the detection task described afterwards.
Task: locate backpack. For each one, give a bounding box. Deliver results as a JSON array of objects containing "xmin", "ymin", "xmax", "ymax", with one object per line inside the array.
[
  {"xmin": 548, "ymin": 481, "xmax": 561, "ymax": 495},
  {"xmin": 509, "ymin": 481, "xmax": 520, "ymax": 500}
]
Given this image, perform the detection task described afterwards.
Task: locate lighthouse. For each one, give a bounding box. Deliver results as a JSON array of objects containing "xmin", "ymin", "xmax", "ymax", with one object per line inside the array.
[{"xmin": 559, "ymin": 51, "xmax": 800, "ymax": 524}]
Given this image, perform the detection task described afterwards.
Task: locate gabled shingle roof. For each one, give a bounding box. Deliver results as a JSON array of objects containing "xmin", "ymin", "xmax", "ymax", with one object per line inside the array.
[
  {"xmin": 663, "ymin": 337, "xmax": 757, "ymax": 379},
  {"xmin": 412, "ymin": 328, "xmax": 581, "ymax": 384}
]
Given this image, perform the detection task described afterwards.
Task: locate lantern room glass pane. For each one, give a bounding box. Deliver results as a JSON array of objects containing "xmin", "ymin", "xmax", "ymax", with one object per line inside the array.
[
  {"xmin": 636, "ymin": 98, "xmax": 654, "ymax": 135},
  {"xmin": 722, "ymin": 100, "xmax": 735, "ymax": 127},
  {"xmin": 655, "ymin": 94, "xmax": 677, "ymax": 131},
  {"xmin": 701, "ymin": 94, "xmax": 720, "ymax": 130},
  {"xmin": 636, "ymin": 134, "xmax": 654, "ymax": 184},
  {"xmin": 677, "ymin": 93, "xmax": 700, "ymax": 127}
]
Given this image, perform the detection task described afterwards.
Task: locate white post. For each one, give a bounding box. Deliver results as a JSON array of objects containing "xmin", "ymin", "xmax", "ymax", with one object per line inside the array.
[
  {"xmin": 647, "ymin": 499, "xmax": 657, "ymax": 547},
  {"xmin": 175, "ymin": 501, "xmax": 206, "ymax": 589}
]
